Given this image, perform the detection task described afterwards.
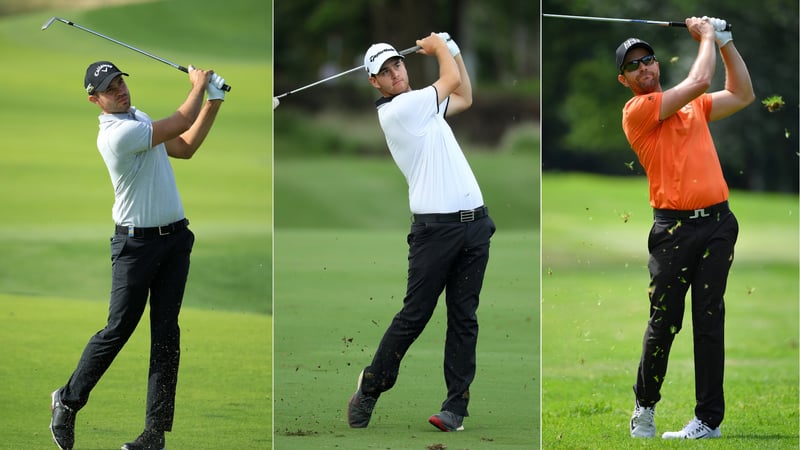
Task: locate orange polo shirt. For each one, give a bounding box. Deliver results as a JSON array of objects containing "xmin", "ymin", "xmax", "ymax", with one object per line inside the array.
[{"xmin": 622, "ymin": 92, "xmax": 729, "ymax": 210}]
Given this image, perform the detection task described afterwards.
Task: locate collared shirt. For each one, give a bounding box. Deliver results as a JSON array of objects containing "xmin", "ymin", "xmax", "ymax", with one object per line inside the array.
[
  {"xmin": 375, "ymin": 85, "xmax": 483, "ymax": 214},
  {"xmin": 622, "ymin": 92, "xmax": 729, "ymax": 210},
  {"xmin": 96, "ymin": 107, "xmax": 184, "ymax": 227}
]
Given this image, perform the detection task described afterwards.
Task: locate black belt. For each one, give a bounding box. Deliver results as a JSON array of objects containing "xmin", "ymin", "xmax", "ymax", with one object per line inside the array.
[
  {"xmin": 653, "ymin": 201, "xmax": 729, "ymax": 220},
  {"xmin": 412, "ymin": 206, "xmax": 488, "ymax": 224},
  {"xmin": 115, "ymin": 218, "xmax": 189, "ymax": 238}
]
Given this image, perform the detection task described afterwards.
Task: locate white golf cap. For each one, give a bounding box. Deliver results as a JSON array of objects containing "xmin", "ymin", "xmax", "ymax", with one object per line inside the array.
[{"xmin": 364, "ymin": 43, "xmax": 404, "ymax": 76}]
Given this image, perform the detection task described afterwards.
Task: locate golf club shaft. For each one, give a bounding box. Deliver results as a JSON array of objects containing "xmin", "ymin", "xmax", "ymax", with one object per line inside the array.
[
  {"xmin": 543, "ymin": 14, "xmax": 732, "ymax": 31},
  {"xmin": 275, "ymin": 45, "xmax": 421, "ymax": 100},
  {"xmin": 42, "ymin": 17, "xmax": 231, "ymax": 91}
]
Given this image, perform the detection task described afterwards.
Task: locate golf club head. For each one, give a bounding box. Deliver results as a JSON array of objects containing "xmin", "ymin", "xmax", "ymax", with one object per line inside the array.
[{"xmin": 41, "ymin": 17, "xmax": 58, "ymax": 30}]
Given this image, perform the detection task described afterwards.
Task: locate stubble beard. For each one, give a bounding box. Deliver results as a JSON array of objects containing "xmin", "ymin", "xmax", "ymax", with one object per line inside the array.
[{"xmin": 636, "ymin": 72, "xmax": 659, "ymax": 94}]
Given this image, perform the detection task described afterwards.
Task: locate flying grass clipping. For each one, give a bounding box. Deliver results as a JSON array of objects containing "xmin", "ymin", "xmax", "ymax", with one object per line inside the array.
[{"xmin": 761, "ymin": 95, "xmax": 784, "ymax": 113}]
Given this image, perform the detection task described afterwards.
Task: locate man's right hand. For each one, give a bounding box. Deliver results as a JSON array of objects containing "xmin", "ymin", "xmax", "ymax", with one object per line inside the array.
[
  {"xmin": 685, "ymin": 16, "xmax": 716, "ymax": 43},
  {"xmin": 187, "ymin": 65, "xmax": 212, "ymax": 91}
]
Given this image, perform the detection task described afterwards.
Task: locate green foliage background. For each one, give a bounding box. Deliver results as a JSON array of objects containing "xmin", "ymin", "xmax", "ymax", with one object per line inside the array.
[{"xmin": 542, "ymin": 0, "xmax": 799, "ymax": 192}]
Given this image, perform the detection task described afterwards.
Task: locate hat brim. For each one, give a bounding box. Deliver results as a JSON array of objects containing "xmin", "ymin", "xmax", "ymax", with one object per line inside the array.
[
  {"xmin": 93, "ymin": 71, "xmax": 129, "ymax": 93},
  {"xmin": 368, "ymin": 54, "xmax": 404, "ymax": 76}
]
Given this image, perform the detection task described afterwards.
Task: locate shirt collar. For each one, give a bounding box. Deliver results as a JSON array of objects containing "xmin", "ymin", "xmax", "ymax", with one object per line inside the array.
[
  {"xmin": 374, "ymin": 95, "xmax": 396, "ymax": 109},
  {"xmin": 99, "ymin": 106, "xmax": 137, "ymax": 122}
]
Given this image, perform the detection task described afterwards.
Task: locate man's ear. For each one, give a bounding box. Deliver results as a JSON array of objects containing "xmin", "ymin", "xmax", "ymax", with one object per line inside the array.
[
  {"xmin": 617, "ymin": 74, "xmax": 629, "ymax": 88},
  {"xmin": 368, "ymin": 76, "xmax": 380, "ymax": 89}
]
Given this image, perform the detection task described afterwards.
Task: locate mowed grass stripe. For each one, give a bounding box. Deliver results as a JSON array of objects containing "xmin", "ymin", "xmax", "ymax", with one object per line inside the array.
[{"xmin": 274, "ymin": 153, "xmax": 538, "ymax": 231}]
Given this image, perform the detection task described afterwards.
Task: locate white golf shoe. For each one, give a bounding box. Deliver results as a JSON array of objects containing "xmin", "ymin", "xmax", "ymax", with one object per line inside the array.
[
  {"xmin": 662, "ymin": 416, "xmax": 721, "ymax": 439},
  {"xmin": 630, "ymin": 401, "xmax": 656, "ymax": 437}
]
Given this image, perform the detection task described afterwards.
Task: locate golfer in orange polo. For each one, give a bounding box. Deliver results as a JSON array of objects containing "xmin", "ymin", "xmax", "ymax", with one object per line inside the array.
[{"xmin": 617, "ymin": 16, "xmax": 754, "ymax": 439}]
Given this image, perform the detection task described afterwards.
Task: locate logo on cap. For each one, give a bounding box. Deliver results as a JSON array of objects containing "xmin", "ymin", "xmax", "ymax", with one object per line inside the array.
[
  {"xmin": 622, "ymin": 38, "xmax": 640, "ymax": 50},
  {"xmin": 94, "ymin": 64, "xmax": 113, "ymax": 77},
  {"xmin": 364, "ymin": 43, "xmax": 404, "ymax": 75},
  {"xmin": 369, "ymin": 48, "xmax": 396, "ymax": 63},
  {"xmin": 85, "ymin": 61, "xmax": 128, "ymax": 95}
]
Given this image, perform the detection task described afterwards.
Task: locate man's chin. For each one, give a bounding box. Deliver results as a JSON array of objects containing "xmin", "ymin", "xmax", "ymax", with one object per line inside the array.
[
  {"xmin": 635, "ymin": 83, "xmax": 658, "ymax": 95},
  {"xmin": 107, "ymin": 106, "xmax": 131, "ymax": 114},
  {"xmin": 391, "ymin": 82, "xmax": 410, "ymax": 93}
]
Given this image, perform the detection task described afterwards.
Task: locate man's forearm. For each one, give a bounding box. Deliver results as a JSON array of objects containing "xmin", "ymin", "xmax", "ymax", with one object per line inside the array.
[
  {"xmin": 182, "ymin": 100, "xmax": 222, "ymax": 153},
  {"xmin": 453, "ymin": 54, "xmax": 472, "ymax": 105},
  {"xmin": 688, "ymin": 36, "xmax": 717, "ymax": 86},
  {"xmin": 175, "ymin": 85, "xmax": 206, "ymax": 128},
  {"xmin": 167, "ymin": 100, "xmax": 221, "ymax": 159},
  {"xmin": 720, "ymin": 42, "xmax": 755, "ymax": 102}
]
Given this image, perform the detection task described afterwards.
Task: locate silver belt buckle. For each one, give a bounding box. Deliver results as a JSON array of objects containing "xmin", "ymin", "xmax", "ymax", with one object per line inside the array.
[
  {"xmin": 127, "ymin": 226, "xmax": 134, "ymax": 237},
  {"xmin": 158, "ymin": 225, "xmax": 170, "ymax": 236},
  {"xmin": 460, "ymin": 210, "xmax": 475, "ymax": 222},
  {"xmin": 688, "ymin": 208, "xmax": 710, "ymax": 219}
]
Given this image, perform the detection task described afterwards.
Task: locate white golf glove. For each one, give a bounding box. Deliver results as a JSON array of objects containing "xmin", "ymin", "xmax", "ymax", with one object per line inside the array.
[
  {"xmin": 705, "ymin": 16, "xmax": 732, "ymax": 47},
  {"xmin": 207, "ymin": 73, "xmax": 226, "ymax": 101},
  {"xmin": 436, "ymin": 32, "xmax": 461, "ymax": 57}
]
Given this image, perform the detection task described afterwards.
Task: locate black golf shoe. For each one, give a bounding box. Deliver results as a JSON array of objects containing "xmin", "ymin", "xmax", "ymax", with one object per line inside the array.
[
  {"xmin": 121, "ymin": 429, "xmax": 165, "ymax": 450},
  {"xmin": 347, "ymin": 370, "xmax": 378, "ymax": 428},
  {"xmin": 429, "ymin": 410, "xmax": 465, "ymax": 432},
  {"xmin": 50, "ymin": 389, "xmax": 76, "ymax": 450}
]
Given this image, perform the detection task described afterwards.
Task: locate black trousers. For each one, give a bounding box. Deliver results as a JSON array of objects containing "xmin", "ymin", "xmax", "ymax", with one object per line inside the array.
[
  {"xmin": 635, "ymin": 210, "xmax": 738, "ymax": 429},
  {"xmin": 61, "ymin": 226, "xmax": 194, "ymax": 432},
  {"xmin": 361, "ymin": 215, "xmax": 495, "ymax": 417}
]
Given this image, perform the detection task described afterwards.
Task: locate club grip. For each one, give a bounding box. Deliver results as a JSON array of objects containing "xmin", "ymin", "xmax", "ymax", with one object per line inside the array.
[
  {"xmin": 179, "ymin": 65, "xmax": 232, "ymax": 91},
  {"xmin": 670, "ymin": 21, "xmax": 732, "ymax": 31}
]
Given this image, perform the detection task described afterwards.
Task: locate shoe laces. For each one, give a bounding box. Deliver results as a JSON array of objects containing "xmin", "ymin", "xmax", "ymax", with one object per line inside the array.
[
  {"xmin": 684, "ymin": 418, "xmax": 711, "ymax": 437},
  {"xmin": 443, "ymin": 411, "xmax": 463, "ymax": 427},
  {"xmin": 633, "ymin": 404, "xmax": 654, "ymax": 421}
]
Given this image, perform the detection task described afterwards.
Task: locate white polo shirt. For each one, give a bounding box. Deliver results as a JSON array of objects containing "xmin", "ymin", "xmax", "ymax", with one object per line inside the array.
[
  {"xmin": 96, "ymin": 107, "xmax": 184, "ymax": 227},
  {"xmin": 376, "ymin": 85, "xmax": 483, "ymax": 214}
]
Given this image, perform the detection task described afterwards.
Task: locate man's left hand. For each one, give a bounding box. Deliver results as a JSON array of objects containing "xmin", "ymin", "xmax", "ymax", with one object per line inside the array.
[{"xmin": 704, "ymin": 16, "xmax": 732, "ymax": 47}]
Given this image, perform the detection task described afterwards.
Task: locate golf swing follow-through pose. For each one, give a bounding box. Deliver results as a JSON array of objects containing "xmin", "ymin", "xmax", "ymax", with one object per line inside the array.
[
  {"xmin": 48, "ymin": 60, "xmax": 226, "ymax": 449},
  {"xmin": 272, "ymin": 44, "xmax": 421, "ymax": 110},
  {"xmin": 346, "ymin": 32, "xmax": 495, "ymax": 432},
  {"xmin": 41, "ymin": 17, "xmax": 231, "ymax": 92},
  {"xmin": 616, "ymin": 17, "xmax": 754, "ymax": 439}
]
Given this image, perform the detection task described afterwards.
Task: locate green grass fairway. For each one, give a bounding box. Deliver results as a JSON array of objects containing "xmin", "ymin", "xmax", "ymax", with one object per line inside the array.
[
  {"xmin": 274, "ymin": 151, "xmax": 538, "ymax": 231},
  {"xmin": 0, "ymin": 2, "xmax": 271, "ymax": 312},
  {"xmin": 0, "ymin": 1, "xmax": 271, "ymax": 448},
  {"xmin": 1, "ymin": 293, "xmax": 271, "ymax": 449},
  {"xmin": 274, "ymin": 228, "xmax": 538, "ymax": 449},
  {"xmin": 542, "ymin": 173, "xmax": 799, "ymax": 449}
]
